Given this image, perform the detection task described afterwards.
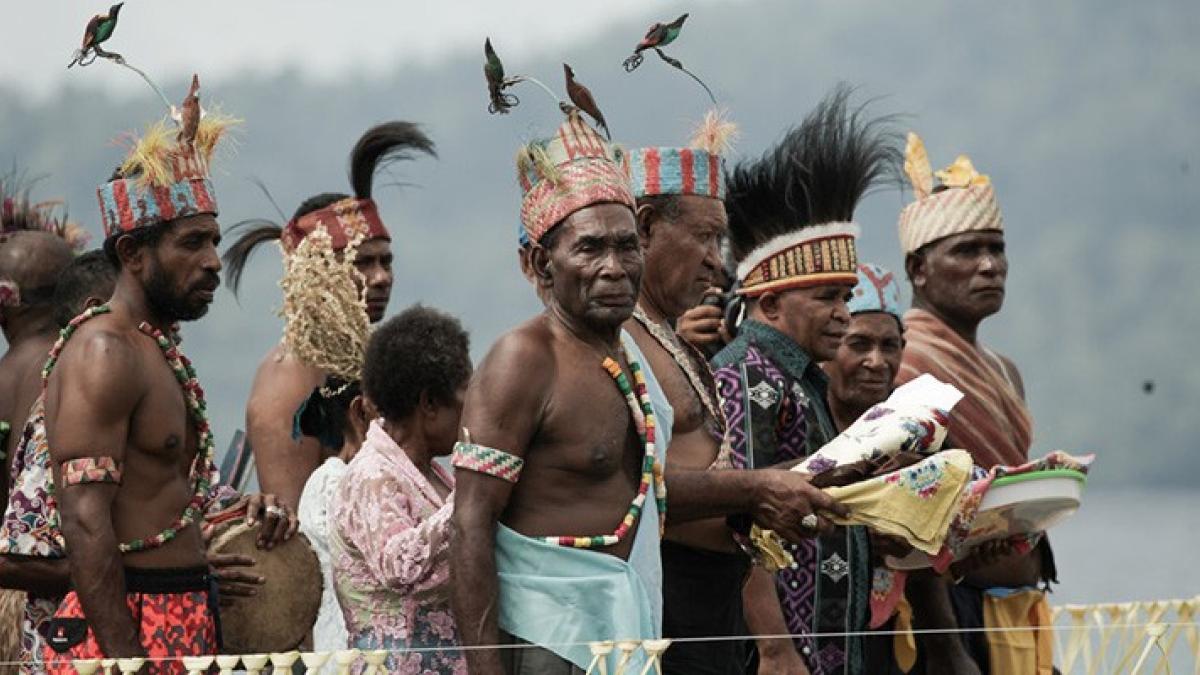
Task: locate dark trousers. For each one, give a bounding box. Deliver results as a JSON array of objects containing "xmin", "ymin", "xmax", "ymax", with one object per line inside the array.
[{"xmin": 661, "ymin": 539, "xmax": 752, "ymax": 675}]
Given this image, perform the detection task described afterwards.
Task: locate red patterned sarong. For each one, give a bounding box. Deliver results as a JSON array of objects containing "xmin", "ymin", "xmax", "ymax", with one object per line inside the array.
[{"xmin": 42, "ymin": 567, "xmax": 217, "ymax": 674}]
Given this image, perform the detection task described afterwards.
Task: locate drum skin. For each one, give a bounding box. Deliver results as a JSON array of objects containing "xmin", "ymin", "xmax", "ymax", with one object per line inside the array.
[{"xmin": 210, "ymin": 521, "xmax": 322, "ymax": 654}]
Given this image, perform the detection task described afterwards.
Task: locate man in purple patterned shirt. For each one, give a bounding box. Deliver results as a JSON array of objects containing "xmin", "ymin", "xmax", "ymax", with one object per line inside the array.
[{"xmin": 711, "ymin": 87, "xmax": 900, "ymax": 675}]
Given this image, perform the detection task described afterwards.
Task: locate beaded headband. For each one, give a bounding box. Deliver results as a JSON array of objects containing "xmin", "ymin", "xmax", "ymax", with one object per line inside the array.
[
  {"xmin": 898, "ymin": 132, "xmax": 1003, "ymax": 254},
  {"xmin": 735, "ymin": 222, "xmax": 860, "ymax": 296},
  {"xmin": 280, "ymin": 197, "xmax": 389, "ymax": 253}
]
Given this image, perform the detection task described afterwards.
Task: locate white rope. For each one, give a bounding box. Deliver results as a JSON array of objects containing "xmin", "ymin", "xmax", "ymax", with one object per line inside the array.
[{"xmin": 5, "ymin": 599, "xmax": 1197, "ymax": 672}]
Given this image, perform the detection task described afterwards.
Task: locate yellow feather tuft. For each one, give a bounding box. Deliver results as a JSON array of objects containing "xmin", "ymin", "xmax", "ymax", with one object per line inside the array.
[
  {"xmin": 935, "ymin": 155, "xmax": 990, "ymax": 189},
  {"xmin": 517, "ymin": 142, "xmax": 562, "ymax": 186},
  {"xmin": 688, "ymin": 109, "xmax": 739, "ymax": 156},
  {"xmin": 904, "ymin": 132, "xmax": 934, "ymax": 199},
  {"xmin": 119, "ymin": 121, "xmax": 175, "ymax": 188},
  {"xmin": 193, "ymin": 109, "xmax": 241, "ymax": 164}
]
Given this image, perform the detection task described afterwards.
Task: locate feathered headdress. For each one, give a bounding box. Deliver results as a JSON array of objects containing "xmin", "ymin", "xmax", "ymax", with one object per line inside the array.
[
  {"xmin": 97, "ymin": 74, "xmax": 239, "ymax": 239},
  {"xmin": 515, "ymin": 108, "xmax": 633, "ymax": 245},
  {"xmin": 222, "ymin": 121, "xmax": 436, "ymax": 294},
  {"xmin": 1, "ymin": 170, "xmax": 90, "ymax": 251},
  {"xmin": 725, "ymin": 85, "xmax": 900, "ymax": 296},
  {"xmin": 897, "ymin": 132, "xmax": 1003, "ymax": 254}
]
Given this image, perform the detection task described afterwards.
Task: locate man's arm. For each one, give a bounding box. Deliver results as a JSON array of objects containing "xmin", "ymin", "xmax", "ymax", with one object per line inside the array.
[
  {"xmin": 0, "ymin": 554, "xmax": 70, "ymax": 595},
  {"xmin": 47, "ymin": 331, "xmax": 144, "ymax": 657},
  {"xmin": 743, "ymin": 566, "xmax": 810, "ymax": 674},
  {"xmin": 245, "ymin": 356, "xmax": 324, "ymax": 511},
  {"xmin": 450, "ymin": 334, "xmax": 548, "ymax": 675},
  {"xmin": 665, "ymin": 468, "xmax": 844, "ymax": 541}
]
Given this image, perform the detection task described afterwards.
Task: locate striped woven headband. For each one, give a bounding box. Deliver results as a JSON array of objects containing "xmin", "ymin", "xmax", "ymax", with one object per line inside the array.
[
  {"xmin": 628, "ymin": 146, "xmax": 724, "ymax": 200},
  {"xmin": 97, "ymin": 177, "xmax": 217, "ymax": 238},
  {"xmin": 898, "ymin": 183, "xmax": 1003, "ymax": 254},
  {"xmin": 736, "ymin": 222, "xmax": 860, "ymax": 296},
  {"xmin": 281, "ymin": 197, "xmax": 389, "ymax": 253}
]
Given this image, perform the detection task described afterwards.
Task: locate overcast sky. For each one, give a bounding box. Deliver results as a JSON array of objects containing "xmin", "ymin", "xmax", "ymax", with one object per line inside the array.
[{"xmin": 4, "ymin": 1, "xmax": 714, "ymax": 100}]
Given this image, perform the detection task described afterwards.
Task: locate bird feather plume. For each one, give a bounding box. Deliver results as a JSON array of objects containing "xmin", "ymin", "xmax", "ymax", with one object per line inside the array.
[
  {"xmin": 689, "ymin": 108, "xmax": 739, "ymax": 155},
  {"xmin": 118, "ymin": 121, "xmax": 175, "ymax": 188},
  {"xmin": 935, "ymin": 154, "xmax": 990, "ymax": 188},
  {"xmin": 904, "ymin": 132, "xmax": 933, "ymax": 199},
  {"xmin": 724, "ymin": 84, "xmax": 901, "ymax": 263},
  {"xmin": 193, "ymin": 110, "xmax": 240, "ymax": 164},
  {"xmin": 516, "ymin": 142, "xmax": 562, "ymax": 186}
]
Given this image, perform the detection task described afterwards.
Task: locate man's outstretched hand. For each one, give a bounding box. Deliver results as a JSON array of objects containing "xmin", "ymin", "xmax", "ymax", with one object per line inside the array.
[{"xmin": 750, "ymin": 469, "xmax": 848, "ymax": 542}]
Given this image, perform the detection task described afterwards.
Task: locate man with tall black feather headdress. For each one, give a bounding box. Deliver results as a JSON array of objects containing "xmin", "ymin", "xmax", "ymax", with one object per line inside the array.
[
  {"xmin": 222, "ymin": 122, "xmax": 436, "ymax": 516},
  {"xmin": 711, "ymin": 86, "xmax": 901, "ymax": 675}
]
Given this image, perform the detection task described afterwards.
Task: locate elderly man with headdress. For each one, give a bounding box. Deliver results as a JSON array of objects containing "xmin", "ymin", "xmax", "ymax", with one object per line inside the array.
[
  {"xmin": 622, "ymin": 112, "xmax": 758, "ymax": 675},
  {"xmin": 222, "ymin": 123, "xmax": 435, "ymax": 513},
  {"xmin": 893, "ymin": 133, "xmax": 1051, "ymax": 675},
  {"xmin": 37, "ymin": 77, "xmax": 294, "ymax": 673},
  {"xmin": 711, "ymin": 87, "xmax": 900, "ymax": 675},
  {"xmin": 451, "ymin": 72, "xmax": 843, "ymax": 672}
]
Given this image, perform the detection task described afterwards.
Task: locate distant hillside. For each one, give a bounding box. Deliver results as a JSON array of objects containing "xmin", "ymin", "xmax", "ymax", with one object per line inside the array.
[{"xmin": 2, "ymin": 0, "xmax": 1198, "ymax": 485}]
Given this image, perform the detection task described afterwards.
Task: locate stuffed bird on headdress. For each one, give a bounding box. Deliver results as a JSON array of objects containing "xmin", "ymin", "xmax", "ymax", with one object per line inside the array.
[
  {"xmin": 67, "ymin": 3, "xmax": 124, "ymax": 68},
  {"xmin": 564, "ymin": 63, "xmax": 611, "ymax": 140},
  {"xmin": 623, "ymin": 13, "xmax": 689, "ymax": 70}
]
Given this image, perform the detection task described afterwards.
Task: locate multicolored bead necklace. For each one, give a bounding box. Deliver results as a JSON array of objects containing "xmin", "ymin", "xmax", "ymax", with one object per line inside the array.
[
  {"xmin": 42, "ymin": 304, "xmax": 215, "ymax": 553},
  {"xmin": 538, "ymin": 345, "xmax": 667, "ymax": 549}
]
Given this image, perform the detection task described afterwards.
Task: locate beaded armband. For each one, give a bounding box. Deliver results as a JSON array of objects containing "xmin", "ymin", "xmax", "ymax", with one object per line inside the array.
[
  {"xmin": 451, "ymin": 442, "xmax": 525, "ymax": 483},
  {"xmin": 60, "ymin": 457, "xmax": 123, "ymax": 487}
]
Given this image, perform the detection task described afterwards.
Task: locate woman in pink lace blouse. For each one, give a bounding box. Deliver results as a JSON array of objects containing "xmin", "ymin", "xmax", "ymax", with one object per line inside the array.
[{"xmin": 329, "ymin": 306, "xmax": 472, "ymax": 674}]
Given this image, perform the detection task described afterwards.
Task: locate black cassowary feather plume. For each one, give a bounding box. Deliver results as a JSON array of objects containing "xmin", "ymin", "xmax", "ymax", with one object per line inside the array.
[
  {"xmin": 723, "ymin": 84, "xmax": 902, "ymax": 264},
  {"xmin": 223, "ymin": 122, "xmax": 436, "ymax": 294}
]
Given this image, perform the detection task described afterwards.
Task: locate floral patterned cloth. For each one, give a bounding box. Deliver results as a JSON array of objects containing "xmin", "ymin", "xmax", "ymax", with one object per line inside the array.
[
  {"xmin": 329, "ymin": 421, "xmax": 464, "ymax": 674},
  {"xmin": 712, "ymin": 319, "xmax": 870, "ymax": 675},
  {"xmin": 297, "ymin": 456, "xmax": 349, "ymax": 651}
]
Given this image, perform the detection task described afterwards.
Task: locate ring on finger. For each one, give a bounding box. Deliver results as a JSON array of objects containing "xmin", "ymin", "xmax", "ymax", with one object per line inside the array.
[
  {"xmin": 801, "ymin": 514, "xmax": 819, "ymax": 531},
  {"xmin": 265, "ymin": 505, "xmax": 286, "ymax": 518}
]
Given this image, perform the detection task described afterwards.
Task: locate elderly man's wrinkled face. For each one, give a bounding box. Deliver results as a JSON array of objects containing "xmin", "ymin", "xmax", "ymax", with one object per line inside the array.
[
  {"xmin": 910, "ymin": 230, "xmax": 1007, "ymax": 323},
  {"xmin": 638, "ymin": 195, "xmax": 727, "ymax": 318},
  {"xmin": 827, "ymin": 312, "xmax": 904, "ymax": 412},
  {"xmin": 535, "ymin": 203, "xmax": 643, "ymax": 330}
]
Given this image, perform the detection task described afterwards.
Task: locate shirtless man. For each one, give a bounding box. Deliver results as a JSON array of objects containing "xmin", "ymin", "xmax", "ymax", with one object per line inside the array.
[
  {"xmin": 622, "ymin": 130, "xmax": 751, "ymax": 674},
  {"xmin": 223, "ymin": 121, "xmax": 434, "ymax": 510},
  {"xmin": 0, "ymin": 231, "xmax": 74, "ymax": 501},
  {"xmin": 452, "ymin": 109, "xmax": 841, "ymax": 675},
  {"xmin": 40, "ymin": 100, "xmax": 294, "ymax": 670}
]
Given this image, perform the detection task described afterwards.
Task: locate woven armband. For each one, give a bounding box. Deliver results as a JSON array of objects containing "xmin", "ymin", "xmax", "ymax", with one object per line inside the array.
[
  {"xmin": 60, "ymin": 456, "xmax": 123, "ymax": 487},
  {"xmin": 451, "ymin": 442, "xmax": 524, "ymax": 483}
]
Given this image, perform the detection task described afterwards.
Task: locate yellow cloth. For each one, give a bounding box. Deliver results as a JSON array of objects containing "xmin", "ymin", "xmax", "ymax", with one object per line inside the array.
[
  {"xmin": 892, "ymin": 596, "xmax": 917, "ymax": 673},
  {"xmin": 983, "ymin": 590, "xmax": 1054, "ymax": 675},
  {"xmin": 826, "ymin": 450, "xmax": 974, "ymax": 555}
]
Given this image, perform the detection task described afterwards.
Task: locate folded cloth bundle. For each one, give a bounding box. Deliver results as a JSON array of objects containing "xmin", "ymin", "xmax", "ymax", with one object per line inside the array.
[
  {"xmin": 931, "ymin": 450, "xmax": 1095, "ymax": 572},
  {"xmin": 796, "ymin": 374, "xmax": 964, "ymax": 474},
  {"xmin": 824, "ymin": 450, "xmax": 975, "ymax": 555}
]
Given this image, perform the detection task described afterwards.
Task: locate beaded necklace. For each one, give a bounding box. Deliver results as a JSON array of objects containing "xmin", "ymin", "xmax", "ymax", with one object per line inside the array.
[
  {"xmin": 631, "ymin": 305, "xmax": 725, "ymax": 429},
  {"xmin": 631, "ymin": 305, "xmax": 733, "ymax": 469},
  {"xmin": 538, "ymin": 345, "xmax": 667, "ymax": 548},
  {"xmin": 42, "ymin": 304, "xmax": 214, "ymax": 553}
]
